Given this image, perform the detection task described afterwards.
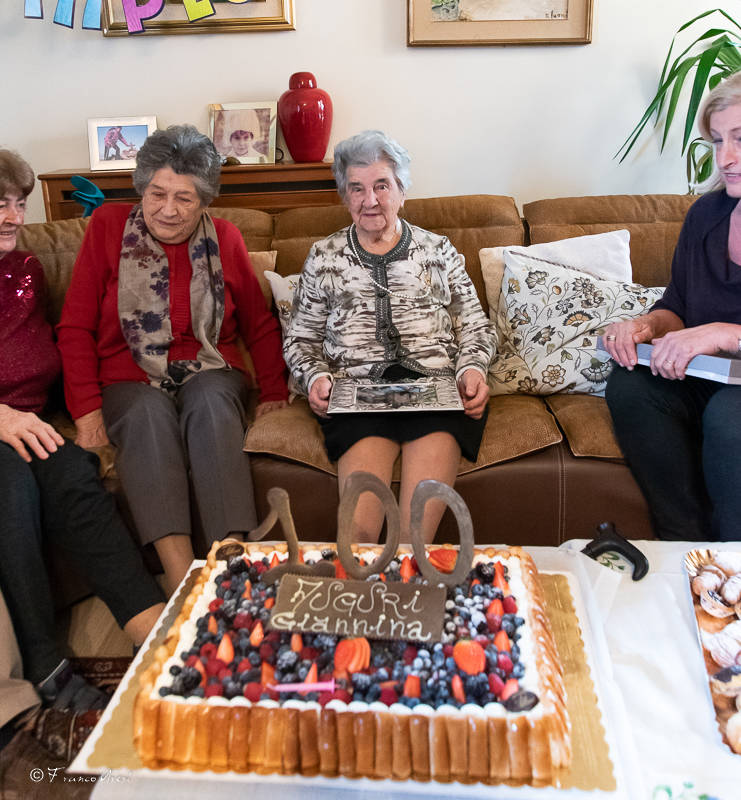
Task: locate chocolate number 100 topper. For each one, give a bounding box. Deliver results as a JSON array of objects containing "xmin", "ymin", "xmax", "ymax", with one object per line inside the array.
[{"xmin": 243, "ymin": 471, "xmax": 475, "ymax": 587}]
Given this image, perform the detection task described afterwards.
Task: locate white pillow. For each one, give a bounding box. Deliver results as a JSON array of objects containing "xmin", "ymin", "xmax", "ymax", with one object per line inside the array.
[
  {"xmin": 263, "ymin": 271, "xmax": 301, "ymax": 335},
  {"xmin": 480, "ymin": 229, "xmax": 633, "ymax": 323},
  {"xmin": 488, "ymin": 249, "xmax": 664, "ymax": 396}
]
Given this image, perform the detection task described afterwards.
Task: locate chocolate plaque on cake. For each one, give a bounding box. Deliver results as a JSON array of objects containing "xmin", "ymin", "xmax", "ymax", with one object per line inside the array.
[{"xmin": 269, "ymin": 574, "xmax": 446, "ymax": 642}]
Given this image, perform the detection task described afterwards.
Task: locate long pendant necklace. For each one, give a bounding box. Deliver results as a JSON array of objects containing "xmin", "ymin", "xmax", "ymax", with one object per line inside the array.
[{"xmin": 349, "ymin": 222, "xmax": 431, "ymax": 302}]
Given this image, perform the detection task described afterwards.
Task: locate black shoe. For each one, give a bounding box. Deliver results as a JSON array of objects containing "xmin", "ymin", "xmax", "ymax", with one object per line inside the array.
[{"xmin": 36, "ymin": 659, "xmax": 109, "ymax": 713}]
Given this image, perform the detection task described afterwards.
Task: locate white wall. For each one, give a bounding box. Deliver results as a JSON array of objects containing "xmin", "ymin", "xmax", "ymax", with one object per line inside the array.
[{"xmin": 1, "ymin": 0, "xmax": 705, "ymax": 223}]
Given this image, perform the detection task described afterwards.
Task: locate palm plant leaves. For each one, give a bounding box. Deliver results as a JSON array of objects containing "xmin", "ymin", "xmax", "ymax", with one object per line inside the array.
[{"xmin": 616, "ymin": 8, "xmax": 741, "ymax": 186}]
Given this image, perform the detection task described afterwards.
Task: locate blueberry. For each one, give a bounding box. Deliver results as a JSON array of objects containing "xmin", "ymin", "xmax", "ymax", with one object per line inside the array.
[
  {"xmin": 471, "ymin": 584, "xmax": 485, "ymax": 597},
  {"xmin": 181, "ymin": 667, "xmax": 202, "ymax": 691},
  {"xmin": 510, "ymin": 643, "xmax": 521, "ymax": 662},
  {"xmin": 248, "ymin": 651, "xmax": 261, "ymax": 666},
  {"xmin": 374, "ymin": 667, "xmax": 389, "ymax": 682},
  {"xmin": 512, "ymin": 662, "xmax": 525, "ymax": 679},
  {"xmin": 191, "ymin": 687, "xmax": 205, "ymax": 698},
  {"xmin": 366, "ymin": 684, "xmax": 381, "ymax": 702}
]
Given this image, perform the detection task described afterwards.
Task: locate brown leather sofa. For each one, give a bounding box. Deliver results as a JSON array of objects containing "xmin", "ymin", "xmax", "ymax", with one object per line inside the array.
[{"xmin": 17, "ymin": 192, "xmax": 696, "ymax": 575}]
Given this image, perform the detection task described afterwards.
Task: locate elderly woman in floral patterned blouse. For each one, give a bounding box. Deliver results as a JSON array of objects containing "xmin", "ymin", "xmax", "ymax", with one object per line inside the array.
[{"xmin": 283, "ymin": 130, "xmax": 494, "ymax": 544}]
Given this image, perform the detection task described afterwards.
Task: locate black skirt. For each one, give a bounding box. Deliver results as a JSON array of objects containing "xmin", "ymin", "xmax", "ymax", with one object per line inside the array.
[{"xmin": 317, "ymin": 406, "xmax": 488, "ymax": 463}]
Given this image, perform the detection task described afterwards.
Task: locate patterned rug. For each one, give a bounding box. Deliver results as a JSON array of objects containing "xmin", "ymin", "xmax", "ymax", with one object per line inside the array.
[{"xmin": 0, "ymin": 657, "xmax": 131, "ymax": 800}]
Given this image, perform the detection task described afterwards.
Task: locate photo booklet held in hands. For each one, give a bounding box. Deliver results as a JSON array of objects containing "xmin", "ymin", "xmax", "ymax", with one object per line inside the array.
[
  {"xmin": 597, "ymin": 337, "xmax": 741, "ymax": 384},
  {"xmin": 327, "ymin": 375, "xmax": 464, "ymax": 414}
]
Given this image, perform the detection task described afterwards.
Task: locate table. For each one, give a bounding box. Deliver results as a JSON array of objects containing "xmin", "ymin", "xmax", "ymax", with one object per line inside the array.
[
  {"xmin": 81, "ymin": 541, "xmax": 741, "ymax": 800},
  {"xmin": 38, "ymin": 162, "xmax": 339, "ymax": 221}
]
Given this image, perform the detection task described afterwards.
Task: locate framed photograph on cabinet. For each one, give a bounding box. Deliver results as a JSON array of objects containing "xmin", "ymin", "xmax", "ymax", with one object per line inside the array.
[
  {"xmin": 101, "ymin": 0, "xmax": 294, "ymax": 37},
  {"xmin": 407, "ymin": 0, "xmax": 593, "ymax": 46},
  {"xmin": 87, "ymin": 116, "xmax": 157, "ymax": 171},
  {"xmin": 208, "ymin": 102, "xmax": 277, "ymax": 165}
]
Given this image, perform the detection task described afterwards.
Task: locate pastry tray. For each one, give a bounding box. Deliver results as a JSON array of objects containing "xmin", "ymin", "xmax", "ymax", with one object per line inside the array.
[
  {"xmin": 72, "ymin": 546, "xmax": 640, "ymax": 799},
  {"xmin": 682, "ymin": 548, "xmax": 741, "ymax": 756}
]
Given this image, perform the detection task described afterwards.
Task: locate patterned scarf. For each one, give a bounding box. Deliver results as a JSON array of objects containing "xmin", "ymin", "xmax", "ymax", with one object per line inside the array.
[{"xmin": 118, "ymin": 204, "xmax": 226, "ymax": 392}]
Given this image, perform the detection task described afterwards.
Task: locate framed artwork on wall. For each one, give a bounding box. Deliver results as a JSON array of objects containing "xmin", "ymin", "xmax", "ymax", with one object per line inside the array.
[
  {"xmin": 101, "ymin": 0, "xmax": 295, "ymax": 37},
  {"xmin": 87, "ymin": 116, "xmax": 157, "ymax": 171},
  {"xmin": 407, "ymin": 0, "xmax": 593, "ymax": 46},
  {"xmin": 208, "ymin": 102, "xmax": 278, "ymax": 165}
]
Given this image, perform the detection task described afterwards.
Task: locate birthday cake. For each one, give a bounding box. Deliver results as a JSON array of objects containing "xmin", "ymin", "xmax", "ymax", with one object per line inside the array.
[{"xmin": 134, "ymin": 541, "xmax": 571, "ymax": 783}]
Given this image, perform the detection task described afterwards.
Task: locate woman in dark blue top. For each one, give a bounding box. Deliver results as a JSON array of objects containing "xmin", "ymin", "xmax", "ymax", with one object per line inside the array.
[{"xmin": 604, "ymin": 72, "xmax": 741, "ymax": 541}]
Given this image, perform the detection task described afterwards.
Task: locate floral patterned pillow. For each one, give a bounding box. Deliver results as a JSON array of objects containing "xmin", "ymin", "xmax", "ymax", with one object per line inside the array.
[{"xmin": 488, "ymin": 250, "xmax": 665, "ymax": 396}]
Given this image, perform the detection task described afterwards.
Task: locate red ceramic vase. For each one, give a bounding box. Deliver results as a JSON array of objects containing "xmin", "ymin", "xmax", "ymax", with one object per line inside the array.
[{"xmin": 277, "ymin": 72, "xmax": 333, "ymax": 163}]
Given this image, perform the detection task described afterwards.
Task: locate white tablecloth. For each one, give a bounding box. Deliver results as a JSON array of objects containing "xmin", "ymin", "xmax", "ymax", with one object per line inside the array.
[{"xmin": 83, "ymin": 540, "xmax": 741, "ymax": 800}]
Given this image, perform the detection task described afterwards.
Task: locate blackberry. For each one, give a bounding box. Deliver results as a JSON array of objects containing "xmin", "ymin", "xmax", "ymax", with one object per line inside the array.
[
  {"xmin": 190, "ymin": 687, "xmax": 205, "ymax": 698},
  {"xmin": 351, "ymin": 673, "xmax": 373, "ymax": 692},
  {"xmin": 228, "ymin": 555, "xmax": 248, "ymax": 574},
  {"xmin": 158, "ymin": 686, "xmax": 171, "ymax": 697},
  {"xmin": 223, "ymin": 679, "xmax": 242, "ymax": 699},
  {"xmin": 282, "ymin": 672, "xmax": 298, "ymax": 684},
  {"xmin": 170, "ymin": 676, "xmax": 185, "ymax": 696},
  {"xmin": 366, "ymin": 684, "xmax": 381, "ymax": 702},
  {"xmin": 314, "ymin": 634, "xmax": 337, "ymax": 650},
  {"xmin": 181, "ymin": 667, "xmax": 201, "ymax": 691},
  {"xmin": 321, "ymin": 548, "xmax": 337, "ymax": 560},
  {"xmin": 475, "ymin": 562, "xmax": 494, "ymax": 584},
  {"xmin": 276, "ymin": 650, "xmax": 299, "ymax": 671},
  {"xmin": 169, "ymin": 664, "xmax": 182, "ymax": 676}
]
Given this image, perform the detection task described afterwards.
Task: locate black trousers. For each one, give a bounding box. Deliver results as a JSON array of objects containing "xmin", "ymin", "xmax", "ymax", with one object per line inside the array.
[
  {"xmin": 0, "ymin": 440, "xmax": 164, "ymax": 683},
  {"xmin": 605, "ymin": 365, "xmax": 741, "ymax": 541}
]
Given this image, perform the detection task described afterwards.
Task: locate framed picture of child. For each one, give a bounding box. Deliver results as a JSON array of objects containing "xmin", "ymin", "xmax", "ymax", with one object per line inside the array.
[
  {"xmin": 208, "ymin": 102, "xmax": 277, "ymax": 165},
  {"xmin": 87, "ymin": 116, "xmax": 157, "ymax": 171}
]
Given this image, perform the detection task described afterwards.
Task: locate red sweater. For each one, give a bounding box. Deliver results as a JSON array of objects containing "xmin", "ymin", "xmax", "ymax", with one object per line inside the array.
[
  {"xmin": 57, "ymin": 204, "xmax": 287, "ymax": 419},
  {"xmin": 0, "ymin": 250, "xmax": 61, "ymax": 413}
]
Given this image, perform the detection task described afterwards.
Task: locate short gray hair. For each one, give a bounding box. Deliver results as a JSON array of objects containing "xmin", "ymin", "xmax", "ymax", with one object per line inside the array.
[
  {"xmin": 133, "ymin": 124, "xmax": 221, "ymax": 206},
  {"xmin": 0, "ymin": 149, "xmax": 34, "ymax": 199},
  {"xmin": 332, "ymin": 130, "xmax": 411, "ymax": 198}
]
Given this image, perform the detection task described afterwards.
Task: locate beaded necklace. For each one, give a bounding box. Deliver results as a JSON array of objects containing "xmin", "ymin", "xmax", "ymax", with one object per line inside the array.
[{"xmin": 348, "ymin": 222, "xmax": 431, "ymax": 302}]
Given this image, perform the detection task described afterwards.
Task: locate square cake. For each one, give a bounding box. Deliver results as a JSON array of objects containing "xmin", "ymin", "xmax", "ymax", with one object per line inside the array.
[{"xmin": 134, "ymin": 541, "xmax": 571, "ymax": 783}]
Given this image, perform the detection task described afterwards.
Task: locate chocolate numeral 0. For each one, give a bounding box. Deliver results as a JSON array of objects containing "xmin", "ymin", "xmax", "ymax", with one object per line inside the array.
[{"xmin": 249, "ymin": 471, "xmax": 474, "ymax": 586}]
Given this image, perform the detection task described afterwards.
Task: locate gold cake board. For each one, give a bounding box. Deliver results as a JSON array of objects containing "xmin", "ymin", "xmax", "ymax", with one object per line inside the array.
[{"xmin": 82, "ymin": 567, "xmax": 616, "ymax": 792}]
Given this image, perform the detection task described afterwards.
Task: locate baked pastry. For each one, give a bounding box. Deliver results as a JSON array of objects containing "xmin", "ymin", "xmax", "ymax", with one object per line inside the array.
[
  {"xmin": 688, "ymin": 550, "xmax": 741, "ymax": 755},
  {"xmin": 134, "ymin": 542, "xmax": 571, "ymax": 782}
]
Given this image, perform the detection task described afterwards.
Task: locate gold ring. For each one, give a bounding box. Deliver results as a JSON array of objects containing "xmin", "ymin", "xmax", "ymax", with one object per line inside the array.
[{"xmin": 606, "ymin": 335, "xmax": 616, "ymax": 341}]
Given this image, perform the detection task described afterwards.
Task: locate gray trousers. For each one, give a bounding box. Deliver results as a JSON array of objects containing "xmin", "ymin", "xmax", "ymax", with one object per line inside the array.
[{"xmin": 102, "ymin": 369, "xmax": 257, "ymax": 548}]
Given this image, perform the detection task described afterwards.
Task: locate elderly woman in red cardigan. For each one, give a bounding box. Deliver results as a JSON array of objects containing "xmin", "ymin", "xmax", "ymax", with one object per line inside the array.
[
  {"xmin": 57, "ymin": 125, "xmax": 288, "ymax": 594},
  {"xmin": 0, "ymin": 149, "xmax": 165, "ymax": 718}
]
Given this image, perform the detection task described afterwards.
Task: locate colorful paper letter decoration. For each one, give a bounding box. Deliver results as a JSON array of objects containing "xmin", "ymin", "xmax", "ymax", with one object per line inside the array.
[{"xmin": 121, "ymin": 0, "xmax": 165, "ymax": 33}]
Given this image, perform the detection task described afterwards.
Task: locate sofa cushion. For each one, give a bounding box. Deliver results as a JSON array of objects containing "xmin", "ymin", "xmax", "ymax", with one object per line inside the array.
[
  {"xmin": 489, "ymin": 249, "xmax": 664, "ymax": 396},
  {"xmin": 545, "ymin": 394, "xmax": 623, "ymax": 460},
  {"xmin": 244, "ymin": 394, "xmax": 562, "ymax": 476},
  {"xmin": 480, "ymin": 229, "xmax": 633, "ymax": 320},
  {"xmin": 248, "ymin": 250, "xmax": 278, "ymax": 310},
  {"xmin": 523, "ymin": 194, "xmax": 697, "ymax": 288},
  {"xmin": 209, "ymin": 206, "xmax": 274, "ymax": 254},
  {"xmin": 271, "ymin": 195, "xmax": 524, "ymax": 314}
]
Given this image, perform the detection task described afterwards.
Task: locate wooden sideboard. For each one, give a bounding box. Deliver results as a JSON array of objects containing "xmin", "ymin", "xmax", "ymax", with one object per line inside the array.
[{"xmin": 38, "ymin": 162, "xmax": 340, "ymax": 222}]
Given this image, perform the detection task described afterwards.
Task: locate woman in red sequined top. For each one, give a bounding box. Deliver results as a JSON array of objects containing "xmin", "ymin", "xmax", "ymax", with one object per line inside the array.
[{"xmin": 0, "ymin": 150, "xmax": 165, "ymax": 721}]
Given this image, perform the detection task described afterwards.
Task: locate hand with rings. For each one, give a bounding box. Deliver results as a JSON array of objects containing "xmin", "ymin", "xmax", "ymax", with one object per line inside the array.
[{"xmin": 601, "ymin": 317, "xmax": 655, "ymax": 370}]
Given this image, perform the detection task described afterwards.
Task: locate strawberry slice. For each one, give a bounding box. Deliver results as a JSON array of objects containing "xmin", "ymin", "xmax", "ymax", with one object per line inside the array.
[
  {"xmin": 500, "ymin": 678, "xmax": 519, "ymax": 702},
  {"xmin": 400, "ymin": 556, "xmax": 415, "ymax": 582},
  {"xmin": 249, "ymin": 620, "xmax": 265, "ymax": 647},
  {"xmin": 428, "ymin": 548, "xmax": 457, "ymax": 574},
  {"xmin": 193, "ymin": 659, "xmax": 207, "ymax": 687},
  {"xmin": 291, "ymin": 633, "xmax": 303, "ymax": 653},
  {"xmin": 333, "ymin": 559, "xmax": 347, "ymax": 580},
  {"xmin": 493, "ymin": 629, "xmax": 511, "ymax": 652},
  {"xmin": 261, "ymin": 661, "xmax": 275, "ymax": 687},
  {"xmin": 453, "ymin": 640, "xmax": 486, "ymax": 675},
  {"xmin": 302, "ymin": 663, "xmax": 318, "ymax": 688},
  {"xmin": 270, "ymin": 552, "xmax": 281, "ymax": 568},
  {"xmin": 216, "ymin": 634, "xmax": 234, "ymax": 665},
  {"xmin": 403, "ymin": 674, "xmax": 421, "ymax": 698},
  {"xmin": 241, "ymin": 580, "xmax": 252, "ymax": 599},
  {"xmin": 486, "ymin": 598, "xmax": 504, "ymax": 617},
  {"xmin": 451, "ymin": 674, "xmax": 466, "ymax": 704},
  {"xmin": 264, "ymin": 597, "xmax": 275, "ymax": 610},
  {"xmin": 207, "ymin": 615, "xmax": 218, "ymax": 635},
  {"xmin": 334, "ymin": 638, "xmax": 355, "ymax": 673}
]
